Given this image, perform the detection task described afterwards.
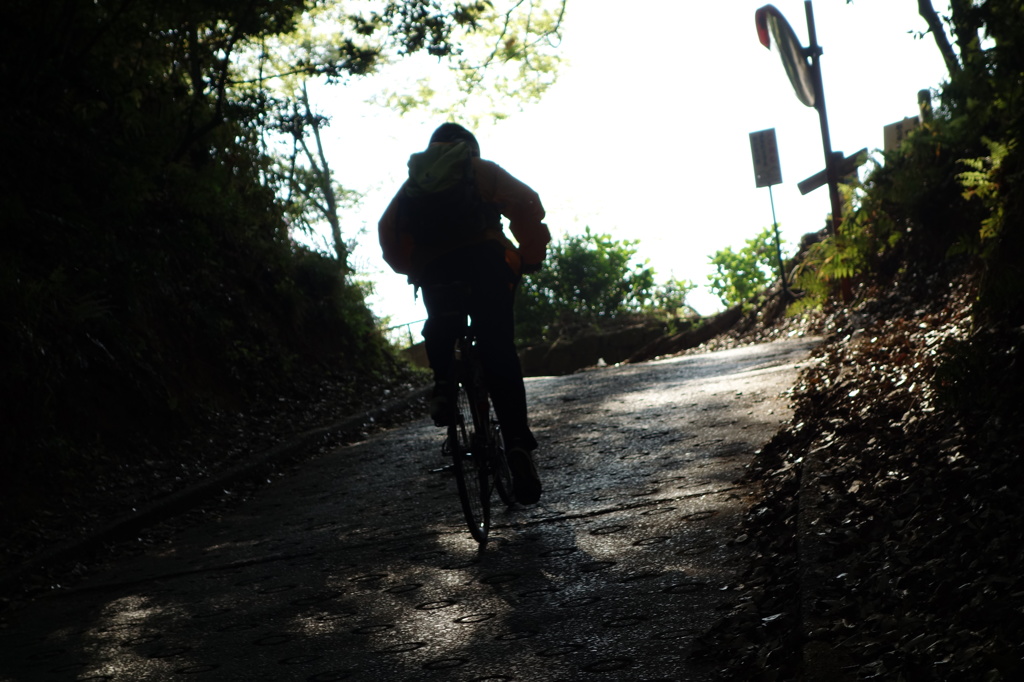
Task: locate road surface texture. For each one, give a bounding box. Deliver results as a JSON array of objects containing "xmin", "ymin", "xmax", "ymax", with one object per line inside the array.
[{"xmin": 0, "ymin": 337, "xmax": 820, "ymax": 681}]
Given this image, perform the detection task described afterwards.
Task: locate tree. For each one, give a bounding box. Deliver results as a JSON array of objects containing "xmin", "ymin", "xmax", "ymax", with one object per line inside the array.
[
  {"xmin": 230, "ymin": 1, "xmax": 568, "ymax": 261},
  {"xmin": 515, "ymin": 228, "xmax": 693, "ymax": 346},
  {"xmin": 273, "ymin": 83, "xmax": 362, "ymax": 266},
  {"xmin": 845, "ymin": 0, "xmax": 1024, "ymax": 324},
  {"xmin": 372, "ymin": 0, "xmax": 568, "ymax": 122},
  {"xmin": 915, "ymin": 0, "xmax": 962, "ymax": 76},
  {"xmin": 861, "ymin": 0, "xmax": 980, "ymax": 78},
  {"xmin": 0, "ymin": 0, "xmax": 569, "ymax": 478}
]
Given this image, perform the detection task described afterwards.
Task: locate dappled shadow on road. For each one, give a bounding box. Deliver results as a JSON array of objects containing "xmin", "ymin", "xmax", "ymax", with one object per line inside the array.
[
  {"xmin": 0, "ymin": 339, "xmax": 818, "ymax": 681},
  {"xmin": 1, "ymin": 510, "xmax": 741, "ymax": 680}
]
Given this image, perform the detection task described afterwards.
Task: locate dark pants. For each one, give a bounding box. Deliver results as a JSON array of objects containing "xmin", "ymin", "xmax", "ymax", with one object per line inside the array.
[{"xmin": 419, "ymin": 242, "xmax": 537, "ymax": 450}]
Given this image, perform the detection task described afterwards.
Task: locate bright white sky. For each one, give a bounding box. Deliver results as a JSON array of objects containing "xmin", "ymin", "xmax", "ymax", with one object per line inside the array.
[{"xmin": 310, "ymin": 0, "xmax": 951, "ymax": 341}]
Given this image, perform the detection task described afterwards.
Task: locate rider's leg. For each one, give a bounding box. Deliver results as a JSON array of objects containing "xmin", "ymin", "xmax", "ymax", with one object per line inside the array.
[
  {"xmin": 465, "ymin": 248, "xmax": 537, "ymax": 450},
  {"xmin": 475, "ymin": 300, "xmax": 542, "ymax": 505},
  {"xmin": 420, "ymin": 257, "xmax": 471, "ymax": 426}
]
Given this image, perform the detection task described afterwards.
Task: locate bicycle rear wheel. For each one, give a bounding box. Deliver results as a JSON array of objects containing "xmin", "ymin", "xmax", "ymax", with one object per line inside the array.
[
  {"xmin": 451, "ymin": 383, "xmax": 490, "ymax": 544},
  {"xmin": 489, "ymin": 412, "xmax": 516, "ymax": 506}
]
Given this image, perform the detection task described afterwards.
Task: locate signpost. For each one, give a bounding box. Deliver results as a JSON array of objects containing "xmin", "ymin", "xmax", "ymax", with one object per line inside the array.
[
  {"xmin": 749, "ymin": 128, "xmax": 789, "ymax": 296},
  {"xmin": 798, "ymin": 148, "xmax": 868, "ymax": 195},
  {"xmin": 755, "ymin": 1, "xmax": 843, "ymax": 231}
]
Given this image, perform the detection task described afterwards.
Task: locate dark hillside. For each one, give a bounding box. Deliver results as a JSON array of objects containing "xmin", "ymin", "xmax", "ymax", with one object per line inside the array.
[{"xmin": 0, "ymin": 1, "xmax": 416, "ymax": 563}]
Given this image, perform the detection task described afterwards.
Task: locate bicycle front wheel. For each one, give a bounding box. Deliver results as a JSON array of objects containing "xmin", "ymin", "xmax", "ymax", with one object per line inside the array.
[{"xmin": 452, "ymin": 383, "xmax": 490, "ymax": 544}]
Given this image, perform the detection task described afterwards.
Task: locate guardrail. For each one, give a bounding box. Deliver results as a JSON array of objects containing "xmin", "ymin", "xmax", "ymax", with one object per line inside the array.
[{"xmin": 385, "ymin": 318, "xmax": 427, "ymax": 348}]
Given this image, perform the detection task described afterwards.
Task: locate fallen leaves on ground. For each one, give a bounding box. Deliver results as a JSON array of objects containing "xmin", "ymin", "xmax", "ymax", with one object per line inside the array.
[{"xmin": 696, "ymin": 271, "xmax": 1024, "ymax": 680}]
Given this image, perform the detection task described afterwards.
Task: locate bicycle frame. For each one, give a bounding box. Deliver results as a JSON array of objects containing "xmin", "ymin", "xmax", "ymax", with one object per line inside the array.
[{"xmin": 445, "ymin": 325, "xmax": 514, "ymax": 544}]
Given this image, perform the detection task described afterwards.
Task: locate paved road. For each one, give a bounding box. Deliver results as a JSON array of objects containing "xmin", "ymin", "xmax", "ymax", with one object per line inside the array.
[{"xmin": 0, "ymin": 337, "xmax": 820, "ymax": 682}]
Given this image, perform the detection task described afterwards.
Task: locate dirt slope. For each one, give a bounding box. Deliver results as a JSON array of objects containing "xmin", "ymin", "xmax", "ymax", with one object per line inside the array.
[{"xmin": 695, "ymin": 270, "xmax": 1024, "ymax": 680}]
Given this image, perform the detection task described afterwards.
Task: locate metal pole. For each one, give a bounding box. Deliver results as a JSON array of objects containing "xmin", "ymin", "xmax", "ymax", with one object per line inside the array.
[
  {"xmin": 768, "ymin": 185, "xmax": 789, "ymax": 297},
  {"xmin": 805, "ymin": 0, "xmax": 842, "ymax": 231}
]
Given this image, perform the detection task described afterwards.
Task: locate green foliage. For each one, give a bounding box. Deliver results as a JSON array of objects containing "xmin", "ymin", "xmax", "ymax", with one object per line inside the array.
[
  {"xmin": 707, "ymin": 227, "xmax": 787, "ymax": 309},
  {"xmin": 788, "ymin": 177, "xmax": 906, "ymax": 315},
  {"xmin": 514, "ymin": 228, "xmax": 691, "ymax": 346},
  {"xmin": 955, "ymin": 137, "xmax": 1017, "ymax": 257},
  {"xmin": 650, "ymin": 278, "xmax": 698, "ymax": 320},
  {"xmin": 787, "ymin": 0, "xmax": 1024, "ymax": 324},
  {"xmin": 370, "ymin": 1, "xmax": 568, "ymax": 122},
  {"xmin": 941, "ymin": 0, "xmax": 1024, "ymax": 325},
  {"xmin": 963, "ymin": 135, "xmax": 1024, "ymax": 323}
]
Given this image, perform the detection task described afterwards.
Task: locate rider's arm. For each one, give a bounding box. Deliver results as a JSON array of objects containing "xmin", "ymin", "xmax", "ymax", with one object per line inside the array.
[
  {"xmin": 378, "ymin": 186, "xmax": 415, "ymax": 275},
  {"xmin": 473, "ymin": 159, "xmax": 551, "ymax": 270}
]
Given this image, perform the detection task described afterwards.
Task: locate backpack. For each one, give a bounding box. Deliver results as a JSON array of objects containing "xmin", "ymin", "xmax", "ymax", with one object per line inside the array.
[{"xmin": 395, "ymin": 152, "xmax": 500, "ymax": 248}]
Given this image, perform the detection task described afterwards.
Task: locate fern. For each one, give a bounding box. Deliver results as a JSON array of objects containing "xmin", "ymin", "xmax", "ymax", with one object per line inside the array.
[
  {"xmin": 787, "ymin": 175, "xmax": 902, "ymax": 314},
  {"xmin": 956, "ymin": 137, "xmax": 1015, "ymax": 256},
  {"xmin": 788, "ymin": 240, "xmax": 833, "ymax": 315}
]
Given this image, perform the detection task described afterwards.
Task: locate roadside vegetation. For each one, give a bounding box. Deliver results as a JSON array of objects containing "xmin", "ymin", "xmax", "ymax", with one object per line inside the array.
[
  {"xmin": 513, "ymin": 227, "xmax": 695, "ymax": 348},
  {"xmin": 707, "ymin": 225, "xmax": 790, "ymax": 311}
]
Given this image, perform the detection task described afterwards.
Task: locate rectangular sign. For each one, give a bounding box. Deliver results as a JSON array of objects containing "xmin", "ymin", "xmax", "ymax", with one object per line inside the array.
[
  {"xmin": 749, "ymin": 128, "xmax": 782, "ymax": 188},
  {"xmin": 883, "ymin": 116, "xmax": 921, "ymax": 152}
]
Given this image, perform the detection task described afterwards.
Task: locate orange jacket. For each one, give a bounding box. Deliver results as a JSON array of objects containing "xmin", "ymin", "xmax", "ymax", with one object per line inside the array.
[{"xmin": 378, "ymin": 149, "xmax": 550, "ymax": 280}]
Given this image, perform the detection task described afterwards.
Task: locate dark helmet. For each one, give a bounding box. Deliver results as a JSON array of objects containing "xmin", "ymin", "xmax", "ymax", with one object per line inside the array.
[{"xmin": 429, "ymin": 122, "xmax": 480, "ymax": 157}]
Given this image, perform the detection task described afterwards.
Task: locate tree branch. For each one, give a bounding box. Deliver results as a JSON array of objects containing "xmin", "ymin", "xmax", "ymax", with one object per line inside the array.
[{"xmin": 918, "ymin": 0, "xmax": 961, "ymax": 76}]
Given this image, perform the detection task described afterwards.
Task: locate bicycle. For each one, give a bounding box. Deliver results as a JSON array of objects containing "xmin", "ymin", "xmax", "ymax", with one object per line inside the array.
[{"xmin": 436, "ymin": 289, "xmax": 516, "ymax": 545}]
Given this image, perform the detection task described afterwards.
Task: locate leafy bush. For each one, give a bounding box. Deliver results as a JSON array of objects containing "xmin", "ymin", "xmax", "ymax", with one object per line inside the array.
[
  {"xmin": 707, "ymin": 226, "xmax": 787, "ymax": 309},
  {"xmin": 514, "ymin": 227, "xmax": 693, "ymax": 346}
]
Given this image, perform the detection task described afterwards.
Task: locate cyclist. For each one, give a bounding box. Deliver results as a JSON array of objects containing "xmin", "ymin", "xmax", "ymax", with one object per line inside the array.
[{"xmin": 378, "ymin": 122, "xmax": 549, "ymax": 504}]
